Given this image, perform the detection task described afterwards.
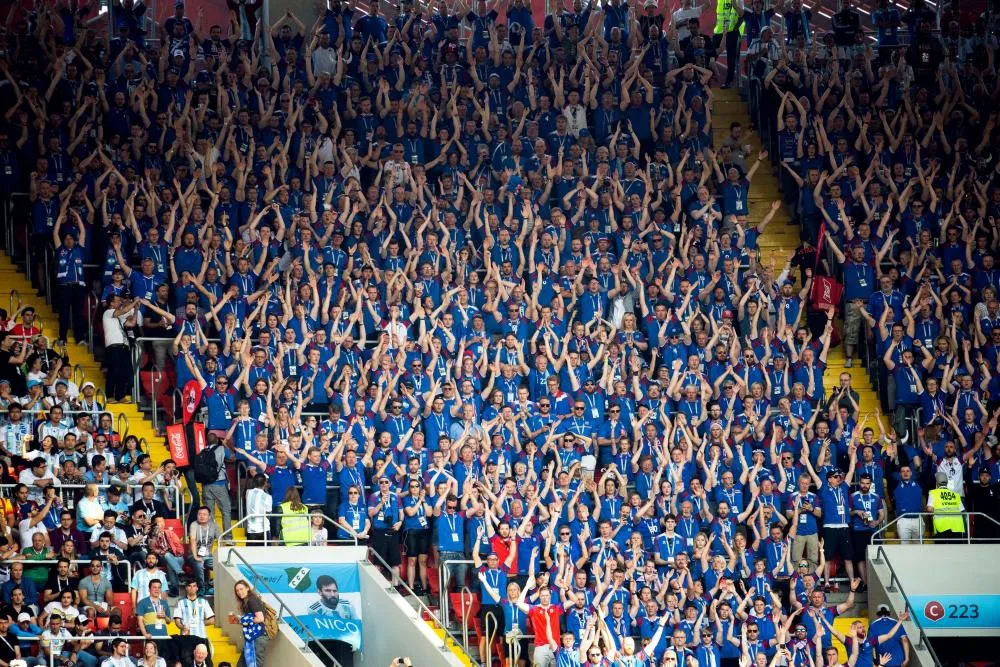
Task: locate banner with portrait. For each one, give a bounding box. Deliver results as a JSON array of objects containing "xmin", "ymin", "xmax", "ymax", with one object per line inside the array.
[{"xmin": 237, "ymin": 562, "xmax": 363, "ymax": 650}]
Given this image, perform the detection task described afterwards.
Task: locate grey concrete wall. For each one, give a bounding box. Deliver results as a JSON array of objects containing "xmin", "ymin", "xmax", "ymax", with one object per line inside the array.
[{"xmin": 357, "ymin": 561, "xmax": 466, "ymax": 667}]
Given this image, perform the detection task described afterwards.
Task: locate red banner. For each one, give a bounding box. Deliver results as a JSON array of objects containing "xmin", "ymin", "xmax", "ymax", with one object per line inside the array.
[
  {"xmin": 192, "ymin": 422, "xmax": 207, "ymax": 455},
  {"xmin": 166, "ymin": 424, "xmax": 189, "ymax": 467},
  {"xmin": 182, "ymin": 380, "xmax": 202, "ymax": 425}
]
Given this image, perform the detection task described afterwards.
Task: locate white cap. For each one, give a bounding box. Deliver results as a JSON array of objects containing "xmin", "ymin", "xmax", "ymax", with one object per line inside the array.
[
  {"xmin": 16, "ymin": 612, "xmax": 30, "ymax": 622},
  {"xmin": 82, "ymin": 381, "xmax": 96, "ymax": 391}
]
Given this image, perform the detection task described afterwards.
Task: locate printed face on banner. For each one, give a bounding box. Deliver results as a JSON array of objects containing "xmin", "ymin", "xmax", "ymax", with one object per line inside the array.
[{"xmin": 237, "ymin": 563, "xmax": 363, "ymax": 650}]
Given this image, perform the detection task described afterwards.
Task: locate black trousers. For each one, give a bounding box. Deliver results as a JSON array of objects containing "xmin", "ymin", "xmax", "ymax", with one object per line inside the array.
[
  {"xmin": 55, "ymin": 282, "xmax": 87, "ymax": 343},
  {"xmin": 105, "ymin": 343, "xmax": 133, "ymax": 399},
  {"xmin": 175, "ymin": 633, "xmax": 208, "ymax": 666},
  {"xmin": 714, "ymin": 30, "xmax": 741, "ymax": 83}
]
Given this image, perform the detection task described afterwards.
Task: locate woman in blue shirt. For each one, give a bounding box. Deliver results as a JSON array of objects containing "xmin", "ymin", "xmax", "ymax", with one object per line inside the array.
[{"xmin": 336, "ymin": 484, "xmax": 370, "ymax": 542}]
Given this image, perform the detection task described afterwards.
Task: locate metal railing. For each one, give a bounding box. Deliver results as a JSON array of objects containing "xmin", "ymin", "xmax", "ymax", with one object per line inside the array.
[
  {"xmin": 4, "ymin": 558, "xmax": 133, "ymax": 592},
  {"xmin": 10, "ymin": 634, "xmax": 154, "ymax": 667},
  {"xmin": 0, "ymin": 482, "xmax": 184, "ymax": 523},
  {"xmin": 872, "ymin": 511, "xmax": 1000, "ymax": 544},
  {"xmin": 438, "ymin": 558, "xmax": 476, "ymax": 630},
  {"xmin": 219, "ymin": 548, "xmax": 345, "ymax": 667},
  {"xmin": 216, "ymin": 512, "xmax": 359, "ymax": 549},
  {"xmin": 868, "ymin": 544, "xmax": 942, "ymax": 666},
  {"xmin": 366, "ymin": 546, "xmax": 474, "ymax": 664}
]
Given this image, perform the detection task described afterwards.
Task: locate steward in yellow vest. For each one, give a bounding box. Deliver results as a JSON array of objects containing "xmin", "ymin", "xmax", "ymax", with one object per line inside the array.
[
  {"xmin": 280, "ymin": 498, "xmax": 310, "ymax": 546},
  {"xmin": 926, "ymin": 472, "xmax": 965, "ymax": 537}
]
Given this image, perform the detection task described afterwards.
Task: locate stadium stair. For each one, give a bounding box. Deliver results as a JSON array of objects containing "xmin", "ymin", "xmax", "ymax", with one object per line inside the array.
[
  {"xmin": 724, "ymin": 90, "xmax": 883, "ymax": 644},
  {"xmin": 712, "ymin": 88, "xmax": 800, "ymax": 266},
  {"xmin": 0, "ymin": 250, "xmax": 242, "ymax": 666}
]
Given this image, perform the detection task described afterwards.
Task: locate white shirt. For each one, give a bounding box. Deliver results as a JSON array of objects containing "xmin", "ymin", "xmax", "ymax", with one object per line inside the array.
[
  {"xmin": 312, "ymin": 47, "xmax": 338, "ymax": 75},
  {"xmin": 246, "ymin": 488, "xmax": 273, "ymax": 535},
  {"xmin": 130, "ymin": 568, "xmax": 168, "ymax": 603},
  {"xmin": 17, "ymin": 468, "xmax": 61, "ymax": 502},
  {"xmin": 40, "ymin": 627, "xmax": 72, "ymax": 655},
  {"xmin": 102, "ymin": 307, "xmax": 130, "ymax": 346},
  {"xmin": 563, "ymin": 104, "xmax": 587, "ymax": 137},
  {"xmin": 937, "ymin": 457, "xmax": 965, "ymax": 496},
  {"xmin": 173, "ymin": 596, "xmax": 214, "ymax": 637},
  {"xmin": 672, "ymin": 6, "xmax": 703, "ymax": 41}
]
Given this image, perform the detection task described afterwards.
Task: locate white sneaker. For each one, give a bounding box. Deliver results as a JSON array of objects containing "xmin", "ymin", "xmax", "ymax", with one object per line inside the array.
[{"xmin": 844, "ymin": 358, "xmax": 853, "ymax": 368}]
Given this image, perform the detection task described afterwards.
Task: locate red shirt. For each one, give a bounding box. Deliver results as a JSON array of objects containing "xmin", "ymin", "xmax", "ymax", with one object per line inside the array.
[
  {"xmin": 490, "ymin": 534, "xmax": 518, "ymax": 571},
  {"xmin": 9, "ymin": 323, "xmax": 40, "ymax": 341},
  {"xmin": 527, "ymin": 603, "xmax": 563, "ymax": 646}
]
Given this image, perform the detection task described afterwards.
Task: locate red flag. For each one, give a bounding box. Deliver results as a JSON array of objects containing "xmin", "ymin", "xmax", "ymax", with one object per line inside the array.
[
  {"xmin": 181, "ymin": 380, "xmax": 202, "ymax": 425},
  {"xmin": 192, "ymin": 422, "xmax": 207, "ymax": 455},
  {"xmin": 165, "ymin": 424, "xmax": 190, "ymax": 467}
]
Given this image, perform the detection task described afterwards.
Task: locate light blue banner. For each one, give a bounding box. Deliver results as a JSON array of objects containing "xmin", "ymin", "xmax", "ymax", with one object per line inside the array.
[
  {"xmin": 908, "ymin": 595, "xmax": 1000, "ymax": 630},
  {"xmin": 238, "ymin": 563, "xmax": 363, "ymax": 649}
]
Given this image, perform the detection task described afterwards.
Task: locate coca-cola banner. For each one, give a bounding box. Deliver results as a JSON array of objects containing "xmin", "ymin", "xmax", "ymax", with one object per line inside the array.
[
  {"xmin": 182, "ymin": 380, "xmax": 202, "ymax": 425},
  {"xmin": 166, "ymin": 424, "xmax": 189, "ymax": 467}
]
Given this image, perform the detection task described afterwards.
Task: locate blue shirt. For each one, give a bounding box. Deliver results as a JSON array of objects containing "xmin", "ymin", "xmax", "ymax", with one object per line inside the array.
[
  {"xmin": 337, "ymin": 501, "xmax": 368, "ymax": 539},
  {"xmin": 819, "ymin": 482, "xmax": 849, "ymax": 528},
  {"xmin": 436, "ymin": 511, "xmax": 466, "ymax": 552},
  {"xmin": 892, "ymin": 480, "xmax": 924, "ymax": 515}
]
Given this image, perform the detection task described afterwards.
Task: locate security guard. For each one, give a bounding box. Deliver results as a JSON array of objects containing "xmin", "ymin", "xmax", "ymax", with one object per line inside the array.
[
  {"xmin": 926, "ymin": 471, "xmax": 965, "ymax": 538},
  {"xmin": 280, "ymin": 493, "xmax": 311, "ymax": 546}
]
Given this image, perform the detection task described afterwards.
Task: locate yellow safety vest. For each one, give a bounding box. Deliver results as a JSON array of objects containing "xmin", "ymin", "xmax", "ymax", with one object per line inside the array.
[
  {"xmin": 928, "ymin": 488, "xmax": 964, "ymax": 534},
  {"xmin": 714, "ymin": 0, "xmax": 743, "ymax": 35},
  {"xmin": 280, "ymin": 502, "xmax": 310, "ymax": 545}
]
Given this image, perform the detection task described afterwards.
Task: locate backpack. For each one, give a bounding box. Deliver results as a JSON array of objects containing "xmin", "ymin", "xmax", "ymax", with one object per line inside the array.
[
  {"xmin": 263, "ymin": 601, "xmax": 280, "ymax": 639},
  {"xmin": 193, "ymin": 444, "xmax": 222, "ymax": 485}
]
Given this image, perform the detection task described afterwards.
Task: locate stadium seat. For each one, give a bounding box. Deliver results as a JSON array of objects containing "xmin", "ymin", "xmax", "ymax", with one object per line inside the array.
[
  {"xmin": 110, "ymin": 592, "xmax": 135, "ymax": 633},
  {"xmin": 449, "ymin": 591, "xmax": 481, "ymax": 637}
]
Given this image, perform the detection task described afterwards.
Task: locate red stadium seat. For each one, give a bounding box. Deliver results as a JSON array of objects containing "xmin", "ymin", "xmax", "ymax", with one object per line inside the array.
[
  {"xmin": 449, "ymin": 591, "xmax": 481, "ymax": 637},
  {"xmin": 110, "ymin": 593, "xmax": 135, "ymax": 632},
  {"xmin": 162, "ymin": 518, "xmax": 185, "ymax": 543}
]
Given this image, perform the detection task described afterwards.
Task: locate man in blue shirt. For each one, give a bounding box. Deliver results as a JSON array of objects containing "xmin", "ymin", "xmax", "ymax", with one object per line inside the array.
[
  {"xmin": 890, "ymin": 463, "xmax": 926, "ymax": 544},
  {"xmin": 52, "ymin": 212, "xmax": 88, "ymax": 345},
  {"xmin": 868, "ymin": 605, "xmax": 910, "ymax": 667},
  {"xmin": 828, "ymin": 238, "xmax": 875, "ymax": 368}
]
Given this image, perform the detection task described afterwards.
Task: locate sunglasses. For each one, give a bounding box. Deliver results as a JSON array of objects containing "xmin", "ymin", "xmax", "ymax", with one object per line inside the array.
[{"xmin": 539, "ymin": 403, "xmax": 550, "ymax": 407}]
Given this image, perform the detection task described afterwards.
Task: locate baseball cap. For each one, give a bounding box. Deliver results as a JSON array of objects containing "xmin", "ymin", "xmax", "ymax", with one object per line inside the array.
[
  {"xmin": 17, "ymin": 612, "xmax": 30, "ymax": 622},
  {"xmin": 644, "ymin": 0, "xmax": 657, "ymax": 6},
  {"xmin": 826, "ymin": 468, "xmax": 842, "ymax": 479},
  {"xmin": 876, "ymin": 604, "xmax": 890, "ymax": 614},
  {"xmin": 935, "ymin": 471, "xmax": 949, "ymax": 485}
]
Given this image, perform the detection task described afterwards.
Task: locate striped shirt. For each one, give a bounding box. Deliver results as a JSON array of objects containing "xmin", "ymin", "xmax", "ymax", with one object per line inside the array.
[{"xmin": 173, "ymin": 596, "xmax": 214, "ymax": 637}]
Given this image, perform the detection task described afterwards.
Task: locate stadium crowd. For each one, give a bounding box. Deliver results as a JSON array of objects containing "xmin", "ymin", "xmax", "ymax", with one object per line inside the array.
[{"xmin": 0, "ymin": 0, "xmax": 999, "ymax": 666}]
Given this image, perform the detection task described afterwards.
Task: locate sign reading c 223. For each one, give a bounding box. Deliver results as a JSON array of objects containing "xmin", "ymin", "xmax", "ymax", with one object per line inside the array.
[{"xmin": 908, "ymin": 595, "xmax": 1000, "ymax": 630}]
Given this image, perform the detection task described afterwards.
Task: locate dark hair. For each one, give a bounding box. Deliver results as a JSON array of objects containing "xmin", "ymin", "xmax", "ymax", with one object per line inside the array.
[{"xmin": 316, "ymin": 575, "xmax": 336, "ymax": 590}]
